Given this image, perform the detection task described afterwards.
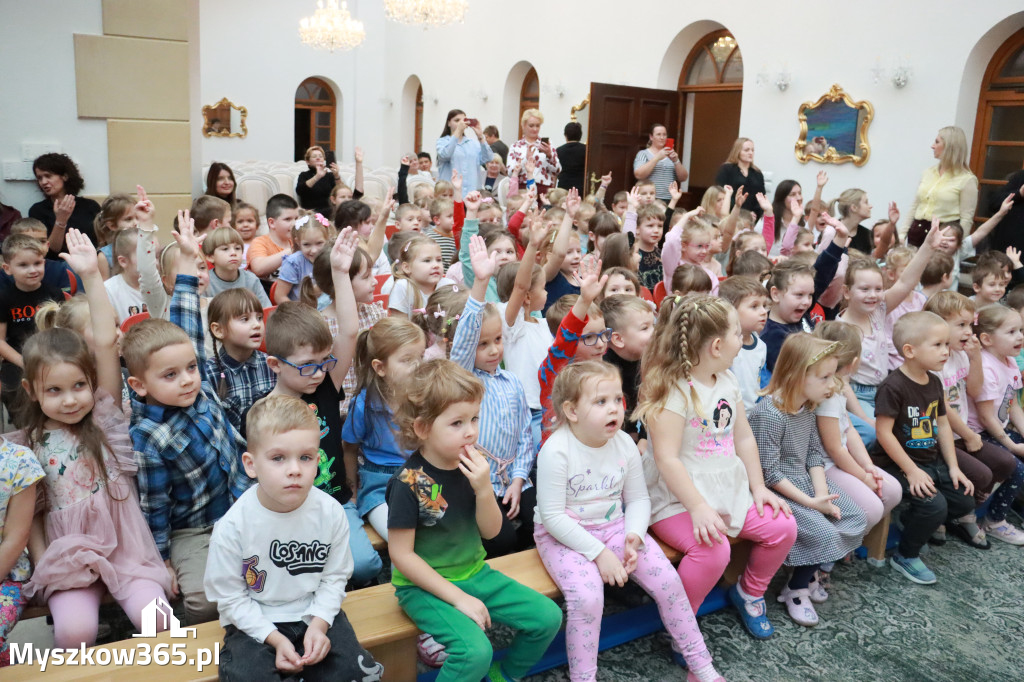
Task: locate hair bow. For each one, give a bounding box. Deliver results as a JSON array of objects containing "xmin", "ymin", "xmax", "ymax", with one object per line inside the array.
[
  {"xmin": 314, "ymin": 213, "xmax": 331, "ymax": 227},
  {"xmin": 481, "ymin": 197, "xmax": 495, "ymax": 204},
  {"xmin": 433, "ymin": 309, "xmax": 446, "ymax": 318},
  {"xmin": 294, "ymin": 215, "xmax": 310, "ymax": 228},
  {"xmin": 412, "ymin": 308, "xmax": 426, "ymax": 314}
]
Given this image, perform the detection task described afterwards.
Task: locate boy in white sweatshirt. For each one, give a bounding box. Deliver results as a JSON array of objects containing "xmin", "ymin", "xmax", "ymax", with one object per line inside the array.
[{"xmin": 204, "ymin": 394, "xmax": 383, "ymax": 680}]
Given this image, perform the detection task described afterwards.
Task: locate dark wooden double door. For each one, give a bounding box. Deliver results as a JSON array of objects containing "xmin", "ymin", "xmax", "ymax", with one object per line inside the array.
[{"xmin": 585, "ymin": 82, "xmax": 741, "ymax": 209}]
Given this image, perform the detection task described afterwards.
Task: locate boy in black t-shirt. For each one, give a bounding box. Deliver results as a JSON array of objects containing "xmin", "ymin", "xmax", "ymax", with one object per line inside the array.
[
  {"xmin": 254, "ymin": 230, "xmax": 382, "ymax": 585},
  {"xmin": 0, "ymin": 234, "xmax": 64, "ymax": 418},
  {"xmin": 873, "ymin": 311, "xmax": 975, "ymax": 585}
]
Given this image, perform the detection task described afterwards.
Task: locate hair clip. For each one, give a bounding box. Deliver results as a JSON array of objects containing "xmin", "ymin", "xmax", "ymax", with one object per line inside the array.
[
  {"xmin": 402, "ymin": 240, "xmax": 412, "ymax": 254},
  {"xmin": 452, "ymin": 284, "xmax": 459, "ymax": 292},
  {"xmin": 295, "ymin": 215, "xmax": 310, "ymax": 229},
  {"xmin": 973, "ymin": 312, "xmax": 980, "ymax": 325},
  {"xmin": 481, "ymin": 197, "xmax": 494, "ymax": 204},
  {"xmin": 433, "ymin": 309, "xmax": 446, "ymax": 319},
  {"xmin": 808, "ymin": 341, "xmax": 840, "ymax": 366},
  {"xmin": 412, "ymin": 308, "xmax": 426, "ymax": 314},
  {"xmin": 314, "ymin": 213, "xmax": 330, "ymax": 227},
  {"xmin": 445, "ymin": 314, "xmax": 461, "ymax": 329},
  {"xmin": 674, "ymin": 295, "xmax": 682, "ymax": 304}
]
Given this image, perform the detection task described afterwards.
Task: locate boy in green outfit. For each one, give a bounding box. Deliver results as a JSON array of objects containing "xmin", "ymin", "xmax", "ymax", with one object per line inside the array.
[{"xmin": 386, "ymin": 358, "xmax": 562, "ymax": 682}]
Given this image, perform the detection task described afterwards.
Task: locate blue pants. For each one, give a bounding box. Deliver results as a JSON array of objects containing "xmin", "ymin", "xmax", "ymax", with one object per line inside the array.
[
  {"xmin": 530, "ymin": 408, "xmax": 543, "ymax": 454},
  {"xmin": 344, "ymin": 500, "xmax": 383, "ymax": 584}
]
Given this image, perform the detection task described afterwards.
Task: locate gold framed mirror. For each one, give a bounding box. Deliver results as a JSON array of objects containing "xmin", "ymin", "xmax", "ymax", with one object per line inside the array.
[
  {"xmin": 795, "ymin": 84, "xmax": 872, "ymax": 166},
  {"xmin": 202, "ymin": 98, "xmax": 248, "ymax": 138}
]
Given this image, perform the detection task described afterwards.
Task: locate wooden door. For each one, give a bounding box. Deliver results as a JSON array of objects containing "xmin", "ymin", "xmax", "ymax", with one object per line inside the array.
[
  {"xmin": 684, "ymin": 90, "xmax": 742, "ymax": 203},
  {"xmin": 585, "ymin": 82, "xmax": 680, "ymax": 199}
]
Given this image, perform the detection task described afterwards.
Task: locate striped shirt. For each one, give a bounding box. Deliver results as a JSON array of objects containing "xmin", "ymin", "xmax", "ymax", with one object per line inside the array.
[
  {"xmin": 424, "ymin": 227, "xmax": 457, "ymax": 269},
  {"xmin": 633, "ymin": 148, "xmax": 677, "ymax": 200},
  {"xmin": 450, "ymin": 297, "xmax": 535, "ymax": 495},
  {"xmin": 131, "ymin": 275, "xmax": 251, "ymax": 559}
]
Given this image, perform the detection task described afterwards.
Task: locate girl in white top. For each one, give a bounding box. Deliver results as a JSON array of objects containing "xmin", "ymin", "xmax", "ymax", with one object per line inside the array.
[
  {"xmin": 387, "ymin": 234, "xmax": 454, "ymax": 318},
  {"xmin": 635, "ymin": 294, "xmax": 795, "ymax": 641},
  {"xmin": 534, "ymin": 361, "xmax": 722, "ymax": 682},
  {"xmin": 837, "ymin": 224, "xmax": 947, "ymax": 411}
]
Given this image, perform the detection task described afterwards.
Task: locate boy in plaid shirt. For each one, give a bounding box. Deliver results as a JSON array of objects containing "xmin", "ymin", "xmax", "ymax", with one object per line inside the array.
[{"xmin": 124, "ymin": 211, "xmax": 252, "ymax": 623}]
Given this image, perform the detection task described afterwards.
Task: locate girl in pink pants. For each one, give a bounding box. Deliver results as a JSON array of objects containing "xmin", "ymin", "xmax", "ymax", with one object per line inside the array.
[
  {"xmin": 535, "ymin": 362, "xmax": 723, "ymax": 682},
  {"xmin": 635, "ymin": 295, "xmax": 797, "ymax": 640}
]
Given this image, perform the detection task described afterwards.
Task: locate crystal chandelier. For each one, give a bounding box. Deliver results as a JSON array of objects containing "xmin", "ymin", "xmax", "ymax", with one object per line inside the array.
[
  {"xmin": 384, "ymin": 0, "xmax": 469, "ymax": 27},
  {"xmin": 299, "ymin": 0, "xmax": 365, "ymax": 52}
]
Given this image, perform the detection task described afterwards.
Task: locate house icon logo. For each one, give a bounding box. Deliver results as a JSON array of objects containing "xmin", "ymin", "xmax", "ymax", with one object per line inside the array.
[{"xmin": 133, "ymin": 597, "xmax": 197, "ymax": 638}]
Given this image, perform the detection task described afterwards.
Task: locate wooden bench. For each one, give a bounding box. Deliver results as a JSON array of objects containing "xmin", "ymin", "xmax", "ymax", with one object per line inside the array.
[{"xmin": 3, "ymin": 517, "xmax": 890, "ymax": 680}]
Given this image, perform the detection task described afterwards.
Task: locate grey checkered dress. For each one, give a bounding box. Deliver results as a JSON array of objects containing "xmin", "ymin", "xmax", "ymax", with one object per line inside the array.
[{"xmin": 749, "ymin": 398, "xmax": 868, "ymax": 567}]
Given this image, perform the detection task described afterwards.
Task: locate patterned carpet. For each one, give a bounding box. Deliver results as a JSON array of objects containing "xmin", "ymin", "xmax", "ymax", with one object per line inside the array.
[{"xmin": 526, "ymin": 511, "xmax": 1024, "ymax": 682}]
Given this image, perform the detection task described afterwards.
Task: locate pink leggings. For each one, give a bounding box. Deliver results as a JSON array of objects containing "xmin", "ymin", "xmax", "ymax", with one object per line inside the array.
[
  {"xmin": 825, "ymin": 465, "xmax": 901, "ymax": 528},
  {"xmin": 48, "ymin": 580, "xmax": 167, "ymax": 648},
  {"xmin": 652, "ymin": 504, "xmax": 797, "ymax": 613},
  {"xmin": 535, "ymin": 519, "xmax": 711, "ymax": 681}
]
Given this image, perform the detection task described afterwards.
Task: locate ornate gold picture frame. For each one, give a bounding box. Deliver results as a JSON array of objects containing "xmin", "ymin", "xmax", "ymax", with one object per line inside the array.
[
  {"xmin": 202, "ymin": 98, "xmax": 248, "ymax": 138},
  {"xmin": 795, "ymin": 84, "xmax": 872, "ymax": 166}
]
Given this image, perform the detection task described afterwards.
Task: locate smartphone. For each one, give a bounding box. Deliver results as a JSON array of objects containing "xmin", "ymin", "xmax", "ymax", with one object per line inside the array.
[
  {"xmin": 541, "ymin": 137, "xmax": 550, "ymax": 145},
  {"xmin": 665, "ymin": 138, "xmax": 675, "ymax": 150},
  {"xmin": 465, "ymin": 118, "xmax": 478, "ymax": 128},
  {"xmin": 325, "ymin": 150, "xmax": 337, "ymax": 166}
]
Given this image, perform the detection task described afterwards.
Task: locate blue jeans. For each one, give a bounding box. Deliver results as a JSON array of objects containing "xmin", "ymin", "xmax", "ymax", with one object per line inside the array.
[
  {"xmin": 344, "ymin": 500, "xmax": 383, "ymax": 584},
  {"xmin": 849, "ymin": 381, "xmax": 877, "ymax": 408},
  {"xmin": 530, "ymin": 408, "xmax": 543, "ymax": 454},
  {"xmin": 850, "ymin": 412, "xmax": 877, "ymax": 452}
]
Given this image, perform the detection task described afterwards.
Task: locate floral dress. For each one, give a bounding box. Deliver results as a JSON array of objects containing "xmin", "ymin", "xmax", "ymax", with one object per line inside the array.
[
  {"xmin": 0, "ymin": 439, "xmax": 44, "ymax": 665},
  {"xmin": 8, "ymin": 391, "xmax": 171, "ymax": 602}
]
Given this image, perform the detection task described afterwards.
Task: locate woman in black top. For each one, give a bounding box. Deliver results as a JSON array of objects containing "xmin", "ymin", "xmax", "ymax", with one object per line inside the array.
[
  {"xmin": 556, "ymin": 121, "xmax": 587, "ymax": 195},
  {"xmin": 715, "ymin": 137, "xmax": 766, "ymax": 221},
  {"xmin": 205, "ymin": 161, "xmax": 237, "ymax": 207},
  {"xmin": 296, "ymin": 145, "xmax": 340, "ymax": 215},
  {"xmin": 28, "ymin": 153, "xmax": 100, "ymax": 249}
]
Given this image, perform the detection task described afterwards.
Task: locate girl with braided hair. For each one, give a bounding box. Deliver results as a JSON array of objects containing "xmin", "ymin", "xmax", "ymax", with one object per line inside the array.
[{"xmin": 635, "ymin": 294, "xmax": 797, "ymax": 641}]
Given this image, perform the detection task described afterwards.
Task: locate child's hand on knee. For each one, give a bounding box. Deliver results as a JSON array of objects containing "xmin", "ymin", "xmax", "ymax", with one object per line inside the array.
[
  {"xmin": 300, "ymin": 618, "xmax": 332, "ymax": 667},
  {"xmin": 622, "ymin": 533, "xmax": 642, "ymax": 574},
  {"xmin": 596, "ymin": 548, "xmax": 628, "ymax": 587},
  {"xmin": 455, "ymin": 594, "xmax": 491, "ymax": 630},
  {"xmin": 906, "ymin": 466, "xmax": 936, "ymax": 498},
  {"xmin": 163, "ymin": 560, "xmax": 180, "ymax": 597}
]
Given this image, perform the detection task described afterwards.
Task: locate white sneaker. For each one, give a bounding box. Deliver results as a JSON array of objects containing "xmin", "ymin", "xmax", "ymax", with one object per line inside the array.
[{"xmin": 983, "ymin": 520, "xmax": 1024, "ymax": 546}]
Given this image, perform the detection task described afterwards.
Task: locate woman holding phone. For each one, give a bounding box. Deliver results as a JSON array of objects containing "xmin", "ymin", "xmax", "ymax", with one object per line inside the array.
[
  {"xmin": 436, "ymin": 108, "xmax": 493, "ymax": 198},
  {"xmin": 507, "ymin": 109, "xmax": 561, "ymax": 196},
  {"xmin": 633, "ymin": 123, "xmax": 688, "ymax": 202}
]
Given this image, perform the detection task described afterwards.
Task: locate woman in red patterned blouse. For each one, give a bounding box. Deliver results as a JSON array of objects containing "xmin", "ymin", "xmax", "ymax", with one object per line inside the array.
[{"xmin": 506, "ymin": 109, "xmax": 562, "ymax": 196}]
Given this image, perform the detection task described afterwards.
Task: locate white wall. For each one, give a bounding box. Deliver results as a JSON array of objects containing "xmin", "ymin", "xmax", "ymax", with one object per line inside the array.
[{"xmin": 0, "ymin": 0, "xmax": 108, "ymax": 214}]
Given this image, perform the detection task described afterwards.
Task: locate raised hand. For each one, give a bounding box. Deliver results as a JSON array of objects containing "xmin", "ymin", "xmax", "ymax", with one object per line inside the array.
[
  {"xmin": 468, "ymin": 234, "xmax": 498, "ymax": 282},
  {"xmin": 1007, "ymin": 246, "xmax": 1023, "ymax": 270},
  {"xmin": 528, "ymin": 222, "xmax": 553, "ymax": 250},
  {"xmin": 626, "ymin": 186, "xmax": 640, "ymax": 211},
  {"xmin": 59, "ymin": 228, "xmax": 100, "ymax": 277},
  {"xmin": 400, "ymin": 155, "xmax": 412, "ymax": 167},
  {"xmin": 354, "ymin": 147, "xmax": 364, "ymax": 164},
  {"xmin": 134, "ymin": 185, "xmax": 155, "ymax": 226},
  {"xmin": 998, "ymin": 193, "xmax": 1016, "ymax": 216},
  {"xmin": 564, "ymin": 187, "xmax": 581, "ymax": 218},
  {"xmin": 331, "ymin": 227, "xmax": 358, "ymax": 273},
  {"xmin": 463, "ymin": 190, "xmax": 482, "ymax": 213},
  {"xmin": 54, "ymin": 194, "xmax": 75, "ymax": 225},
  {"xmin": 577, "ymin": 256, "xmax": 607, "ymax": 304},
  {"xmin": 925, "ymin": 222, "xmax": 953, "ymax": 251},
  {"xmin": 172, "ymin": 209, "xmax": 203, "ymax": 258},
  {"xmin": 733, "ymin": 185, "xmax": 748, "ymax": 211},
  {"xmin": 754, "ymin": 192, "xmax": 771, "ymax": 212},
  {"xmin": 787, "ymin": 196, "xmax": 804, "ymax": 220},
  {"xmin": 888, "ymin": 201, "xmax": 900, "ymax": 225},
  {"xmin": 816, "ymin": 170, "xmax": 829, "ymax": 188},
  {"xmin": 600, "ymin": 171, "xmax": 613, "ymax": 187},
  {"xmin": 668, "ymin": 181, "xmax": 682, "ymax": 202},
  {"xmin": 451, "ymin": 168, "xmax": 463, "ymax": 196}
]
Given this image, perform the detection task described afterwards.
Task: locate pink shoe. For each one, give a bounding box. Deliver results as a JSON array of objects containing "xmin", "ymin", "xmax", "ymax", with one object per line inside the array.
[
  {"xmin": 417, "ymin": 633, "xmax": 448, "ymax": 668},
  {"xmin": 687, "ymin": 668, "xmax": 727, "ymax": 682},
  {"xmin": 777, "ymin": 586, "xmax": 819, "ymax": 627}
]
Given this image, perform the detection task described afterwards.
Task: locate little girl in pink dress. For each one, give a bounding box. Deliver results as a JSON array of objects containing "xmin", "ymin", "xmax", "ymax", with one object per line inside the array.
[{"xmin": 11, "ymin": 229, "xmax": 170, "ymax": 647}]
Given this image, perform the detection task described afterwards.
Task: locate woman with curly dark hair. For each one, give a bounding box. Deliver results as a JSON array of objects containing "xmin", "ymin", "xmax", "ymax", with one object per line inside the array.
[{"xmin": 28, "ymin": 153, "xmax": 101, "ymax": 250}]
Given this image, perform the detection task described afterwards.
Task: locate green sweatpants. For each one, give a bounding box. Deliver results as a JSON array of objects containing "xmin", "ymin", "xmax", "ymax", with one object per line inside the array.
[{"xmin": 396, "ymin": 564, "xmax": 563, "ymax": 681}]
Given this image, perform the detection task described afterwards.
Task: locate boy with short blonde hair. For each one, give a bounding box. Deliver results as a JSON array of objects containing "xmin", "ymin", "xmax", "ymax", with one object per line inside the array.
[{"xmin": 204, "ymin": 394, "xmax": 382, "ymax": 680}]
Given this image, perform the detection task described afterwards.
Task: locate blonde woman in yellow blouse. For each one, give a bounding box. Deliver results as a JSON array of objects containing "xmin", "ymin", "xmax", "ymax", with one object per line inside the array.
[{"xmin": 903, "ymin": 126, "xmax": 978, "ymax": 247}]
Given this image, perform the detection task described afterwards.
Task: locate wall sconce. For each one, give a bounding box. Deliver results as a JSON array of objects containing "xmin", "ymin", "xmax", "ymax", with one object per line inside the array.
[
  {"xmin": 543, "ymin": 83, "xmax": 567, "ymax": 98},
  {"xmin": 426, "ymin": 91, "xmax": 439, "ymax": 105},
  {"xmin": 378, "ymin": 97, "xmax": 394, "ymax": 107},
  {"xmin": 756, "ymin": 67, "xmax": 791, "ymax": 92},
  {"xmin": 871, "ymin": 58, "xmax": 912, "ymax": 89},
  {"xmin": 471, "ymin": 88, "xmax": 489, "ymax": 102}
]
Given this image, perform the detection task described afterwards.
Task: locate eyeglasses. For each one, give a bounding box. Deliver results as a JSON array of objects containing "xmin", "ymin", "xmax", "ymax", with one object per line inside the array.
[
  {"xmin": 580, "ymin": 328, "xmax": 613, "ymax": 346},
  {"xmin": 275, "ymin": 354, "xmax": 337, "ymax": 377}
]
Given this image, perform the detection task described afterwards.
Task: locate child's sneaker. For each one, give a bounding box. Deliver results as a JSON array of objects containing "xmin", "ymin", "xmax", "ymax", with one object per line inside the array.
[
  {"xmin": 889, "ymin": 552, "xmax": 937, "ymax": 585},
  {"xmin": 807, "ymin": 570, "xmax": 829, "ymax": 603},
  {"xmin": 417, "ymin": 633, "xmax": 448, "ymax": 668},
  {"xmin": 727, "ymin": 583, "xmax": 774, "ymax": 639},
  {"xmin": 982, "ymin": 519, "xmax": 1024, "ymax": 546},
  {"xmin": 487, "ymin": 661, "xmax": 514, "ymax": 681}
]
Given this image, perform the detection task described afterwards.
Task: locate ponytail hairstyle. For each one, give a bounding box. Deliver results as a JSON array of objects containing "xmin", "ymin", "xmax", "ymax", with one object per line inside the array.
[
  {"xmin": 17, "ymin": 328, "xmax": 119, "ymax": 497},
  {"xmin": 207, "ymin": 288, "xmax": 265, "ymax": 399},
  {"xmin": 830, "ymin": 188, "xmax": 868, "ymax": 221},
  {"xmin": 394, "ymin": 358, "xmax": 484, "ymax": 450},
  {"xmin": 353, "ymin": 317, "xmax": 426, "ymax": 411},
  {"xmin": 550, "ymin": 360, "xmax": 622, "ymax": 430},
  {"xmin": 634, "ymin": 294, "xmax": 735, "ymax": 423},
  {"xmin": 93, "ymin": 194, "xmax": 135, "ymax": 247},
  {"xmin": 35, "ymin": 296, "xmax": 91, "ymax": 336},
  {"xmin": 764, "ymin": 333, "xmax": 840, "ymax": 413},
  {"xmin": 411, "ymin": 284, "xmax": 468, "ymax": 355},
  {"xmin": 291, "ymin": 212, "xmax": 332, "ymax": 250}
]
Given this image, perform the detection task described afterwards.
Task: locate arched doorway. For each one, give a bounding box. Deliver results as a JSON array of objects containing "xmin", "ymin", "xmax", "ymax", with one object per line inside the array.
[
  {"xmin": 294, "ymin": 77, "xmax": 337, "ymax": 161},
  {"xmin": 518, "ymin": 67, "xmax": 539, "ymax": 138},
  {"xmin": 971, "ymin": 27, "xmax": 1024, "ymax": 224},
  {"xmin": 679, "ymin": 30, "xmax": 743, "ymax": 200}
]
